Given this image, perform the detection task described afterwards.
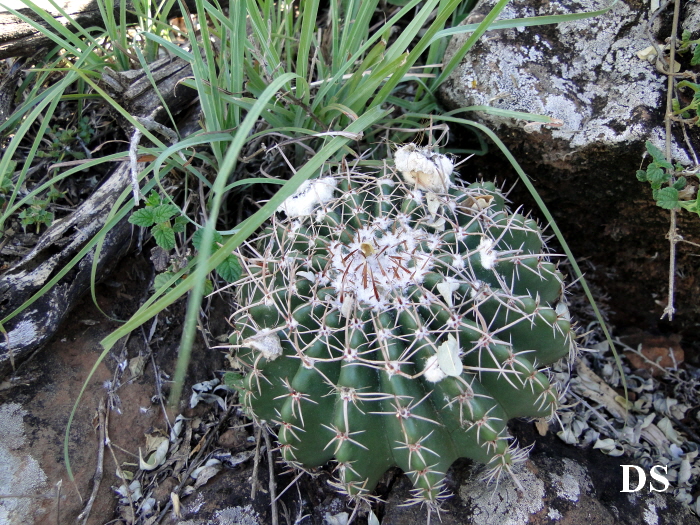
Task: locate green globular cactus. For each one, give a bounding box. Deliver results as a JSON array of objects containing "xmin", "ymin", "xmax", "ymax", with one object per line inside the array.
[{"xmin": 226, "ymin": 144, "xmax": 575, "ymax": 506}]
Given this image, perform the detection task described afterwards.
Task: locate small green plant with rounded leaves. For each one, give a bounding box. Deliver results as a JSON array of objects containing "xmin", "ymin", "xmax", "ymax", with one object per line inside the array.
[
  {"xmin": 151, "ymin": 229, "xmax": 243, "ymax": 294},
  {"xmin": 636, "ymin": 141, "xmax": 699, "ymax": 216},
  {"xmin": 36, "ymin": 117, "xmax": 95, "ymax": 161},
  {"xmin": 17, "ymin": 185, "xmax": 64, "ymax": 233},
  {"xmin": 678, "ymin": 29, "xmax": 700, "ymax": 67},
  {"xmin": 128, "ymin": 191, "xmax": 188, "ymax": 251},
  {"xmin": 191, "ymin": 229, "xmax": 242, "ymax": 284},
  {"xmin": 225, "ymin": 146, "xmax": 574, "ymax": 507}
]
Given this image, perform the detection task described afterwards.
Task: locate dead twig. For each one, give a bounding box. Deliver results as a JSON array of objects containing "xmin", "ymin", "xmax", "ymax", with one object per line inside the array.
[
  {"xmin": 153, "ymin": 405, "xmax": 235, "ymax": 524},
  {"xmin": 272, "ymin": 469, "xmax": 305, "ymax": 503},
  {"xmin": 346, "ymin": 500, "xmax": 360, "ymax": 525},
  {"xmin": 77, "ymin": 400, "xmax": 106, "ymax": 525},
  {"xmin": 661, "ymin": 0, "xmax": 682, "ymax": 320},
  {"xmin": 251, "ymin": 424, "xmax": 262, "ymax": 499},
  {"xmin": 668, "ymin": 414, "xmax": 700, "ymax": 444},
  {"xmin": 104, "ymin": 401, "xmax": 137, "ymax": 521},
  {"xmin": 263, "ymin": 426, "xmax": 279, "ymax": 525},
  {"xmin": 54, "ymin": 480, "xmax": 62, "ymax": 525}
]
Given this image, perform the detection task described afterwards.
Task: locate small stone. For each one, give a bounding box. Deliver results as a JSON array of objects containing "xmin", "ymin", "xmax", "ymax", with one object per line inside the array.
[{"xmin": 622, "ymin": 332, "xmax": 684, "ymax": 377}]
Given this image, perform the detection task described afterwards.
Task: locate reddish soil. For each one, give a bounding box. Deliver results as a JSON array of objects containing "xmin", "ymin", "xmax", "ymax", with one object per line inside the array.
[{"xmin": 0, "ymin": 251, "xmax": 224, "ymax": 524}]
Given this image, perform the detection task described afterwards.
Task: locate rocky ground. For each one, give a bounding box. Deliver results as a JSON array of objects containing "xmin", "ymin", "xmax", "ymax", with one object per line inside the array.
[
  {"xmin": 1, "ymin": 241, "xmax": 699, "ymax": 525},
  {"xmin": 2, "ymin": 1, "xmax": 700, "ymax": 523}
]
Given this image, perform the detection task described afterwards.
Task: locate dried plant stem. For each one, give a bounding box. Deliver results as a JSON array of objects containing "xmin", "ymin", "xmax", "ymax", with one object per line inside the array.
[
  {"xmin": 104, "ymin": 405, "xmax": 137, "ymax": 520},
  {"xmin": 77, "ymin": 400, "xmax": 106, "ymax": 525},
  {"xmin": 54, "ymin": 480, "xmax": 62, "ymax": 525},
  {"xmin": 264, "ymin": 427, "xmax": 279, "ymax": 525},
  {"xmin": 251, "ymin": 424, "xmax": 262, "ymax": 499},
  {"xmin": 153, "ymin": 405, "xmax": 235, "ymax": 524},
  {"xmin": 662, "ymin": 0, "xmax": 682, "ymax": 320},
  {"xmin": 273, "ymin": 469, "xmax": 305, "ymax": 503},
  {"xmin": 663, "ymin": 210, "xmax": 679, "ymax": 321}
]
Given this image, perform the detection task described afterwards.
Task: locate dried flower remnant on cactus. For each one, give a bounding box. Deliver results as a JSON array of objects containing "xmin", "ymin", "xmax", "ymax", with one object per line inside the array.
[
  {"xmin": 225, "ymin": 145, "xmax": 575, "ymax": 507},
  {"xmin": 277, "ymin": 177, "xmax": 338, "ymax": 218},
  {"xmin": 394, "ymin": 143, "xmax": 454, "ymax": 192}
]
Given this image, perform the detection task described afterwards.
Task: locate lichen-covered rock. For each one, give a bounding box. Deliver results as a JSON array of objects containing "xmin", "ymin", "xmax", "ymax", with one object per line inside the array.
[
  {"xmin": 438, "ymin": 0, "xmax": 700, "ymax": 348},
  {"xmin": 0, "ymin": 403, "xmax": 48, "ymax": 525},
  {"xmin": 225, "ymin": 146, "xmax": 575, "ymax": 506},
  {"xmin": 381, "ymin": 449, "xmax": 700, "ymax": 525},
  {"xmin": 439, "ymin": 0, "xmax": 679, "ymax": 160}
]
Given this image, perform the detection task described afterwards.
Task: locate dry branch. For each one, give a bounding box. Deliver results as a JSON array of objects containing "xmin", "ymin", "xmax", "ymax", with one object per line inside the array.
[
  {"xmin": 0, "ymin": 56, "xmax": 197, "ymax": 378},
  {"xmin": 0, "ymin": 0, "xmax": 197, "ymax": 60}
]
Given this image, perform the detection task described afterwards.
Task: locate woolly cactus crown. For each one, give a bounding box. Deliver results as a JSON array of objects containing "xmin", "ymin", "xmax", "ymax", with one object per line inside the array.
[{"xmin": 226, "ymin": 144, "xmax": 575, "ymax": 506}]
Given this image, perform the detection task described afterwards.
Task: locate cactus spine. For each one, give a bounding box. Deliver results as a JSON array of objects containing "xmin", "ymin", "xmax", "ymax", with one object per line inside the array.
[{"xmin": 227, "ymin": 145, "xmax": 574, "ymax": 505}]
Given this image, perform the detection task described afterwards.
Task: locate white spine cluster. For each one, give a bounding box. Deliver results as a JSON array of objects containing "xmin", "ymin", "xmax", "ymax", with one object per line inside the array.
[
  {"xmin": 477, "ymin": 237, "xmax": 498, "ymax": 269},
  {"xmin": 327, "ymin": 225, "xmax": 433, "ymax": 309}
]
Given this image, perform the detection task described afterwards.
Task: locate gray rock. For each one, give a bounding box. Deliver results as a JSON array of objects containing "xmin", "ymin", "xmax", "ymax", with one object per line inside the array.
[
  {"xmin": 440, "ymin": 0, "xmax": 676, "ymax": 160},
  {"xmin": 0, "ymin": 403, "xmax": 48, "ymax": 525},
  {"xmin": 438, "ymin": 0, "xmax": 700, "ymax": 346},
  {"xmin": 381, "ymin": 430, "xmax": 700, "ymax": 525}
]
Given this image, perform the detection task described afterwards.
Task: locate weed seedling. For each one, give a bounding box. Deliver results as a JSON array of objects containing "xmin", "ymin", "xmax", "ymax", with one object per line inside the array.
[
  {"xmin": 128, "ymin": 190, "xmax": 188, "ymax": 250},
  {"xmin": 17, "ymin": 185, "xmax": 65, "ymax": 233},
  {"xmin": 192, "ymin": 229, "xmax": 241, "ymax": 283},
  {"xmin": 636, "ymin": 141, "xmax": 699, "ymax": 215},
  {"xmin": 37, "ymin": 117, "xmax": 95, "ymax": 161}
]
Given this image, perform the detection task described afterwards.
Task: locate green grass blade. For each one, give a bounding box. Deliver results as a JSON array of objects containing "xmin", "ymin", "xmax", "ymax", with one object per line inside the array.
[
  {"xmin": 139, "ymin": 32, "xmax": 195, "ymax": 61},
  {"xmin": 312, "ymin": 0, "xmax": 425, "ymax": 109},
  {"xmin": 43, "ymin": 0, "xmax": 106, "ymax": 50},
  {"xmin": 245, "ymin": 0, "xmax": 283, "ymax": 81},
  {"xmin": 431, "ymin": 0, "xmax": 620, "ymax": 43},
  {"xmin": 430, "ymin": 0, "xmax": 620, "ymax": 88},
  {"xmin": 0, "ymin": 1, "xmax": 100, "ymax": 62},
  {"xmin": 0, "ymin": 76, "xmax": 75, "ymax": 229},
  {"xmin": 339, "ymin": 0, "xmax": 378, "ymax": 66},
  {"xmin": 295, "ymin": 0, "xmax": 320, "ymax": 100},
  {"xmin": 185, "ymin": 0, "xmax": 224, "ymax": 160},
  {"xmin": 429, "ymin": 0, "xmax": 509, "ymax": 90},
  {"xmin": 371, "ymin": 0, "xmax": 463, "ymax": 109},
  {"xmin": 381, "ymin": 0, "xmax": 441, "ymax": 65},
  {"xmin": 68, "ymin": 68, "xmax": 166, "ymax": 146},
  {"xmin": 133, "ymin": 46, "xmax": 179, "ymax": 134},
  {"xmin": 229, "ymin": 0, "xmax": 246, "ymax": 124}
]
